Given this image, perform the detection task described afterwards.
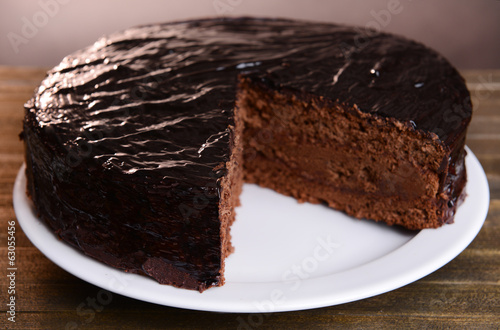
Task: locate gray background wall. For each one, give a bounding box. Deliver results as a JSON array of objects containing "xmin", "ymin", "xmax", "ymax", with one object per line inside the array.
[{"xmin": 1, "ymin": 0, "xmax": 499, "ymax": 69}]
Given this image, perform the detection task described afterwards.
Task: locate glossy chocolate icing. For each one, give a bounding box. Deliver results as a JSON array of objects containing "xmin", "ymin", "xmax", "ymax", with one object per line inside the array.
[{"xmin": 23, "ymin": 17, "xmax": 471, "ymax": 290}]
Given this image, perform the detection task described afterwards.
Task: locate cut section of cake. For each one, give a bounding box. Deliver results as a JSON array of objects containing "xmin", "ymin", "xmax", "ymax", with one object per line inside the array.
[
  {"xmin": 22, "ymin": 17, "xmax": 471, "ymax": 291},
  {"xmin": 238, "ymin": 75, "xmax": 466, "ymax": 230}
]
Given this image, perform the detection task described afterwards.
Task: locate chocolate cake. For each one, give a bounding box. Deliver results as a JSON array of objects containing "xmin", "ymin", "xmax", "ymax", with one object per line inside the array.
[{"xmin": 22, "ymin": 17, "xmax": 471, "ymax": 291}]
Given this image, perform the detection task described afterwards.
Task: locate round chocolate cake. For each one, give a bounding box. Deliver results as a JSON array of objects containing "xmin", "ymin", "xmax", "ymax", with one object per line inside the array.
[{"xmin": 22, "ymin": 17, "xmax": 472, "ymax": 291}]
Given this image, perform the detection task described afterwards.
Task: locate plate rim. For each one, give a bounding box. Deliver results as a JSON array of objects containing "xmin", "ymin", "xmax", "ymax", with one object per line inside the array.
[{"xmin": 13, "ymin": 146, "xmax": 490, "ymax": 313}]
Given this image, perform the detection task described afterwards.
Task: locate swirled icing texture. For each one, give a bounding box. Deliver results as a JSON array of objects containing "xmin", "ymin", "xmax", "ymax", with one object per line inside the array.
[{"xmin": 27, "ymin": 17, "xmax": 471, "ymax": 178}]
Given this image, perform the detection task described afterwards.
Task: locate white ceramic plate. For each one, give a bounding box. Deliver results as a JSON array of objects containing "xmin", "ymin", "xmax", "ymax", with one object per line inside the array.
[{"xmin": 13, "ymin": 147, "xmax": 489, "ymax": 313}]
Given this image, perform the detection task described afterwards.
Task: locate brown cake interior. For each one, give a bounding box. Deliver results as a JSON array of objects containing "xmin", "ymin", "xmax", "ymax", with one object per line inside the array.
[
  {"xmin": 237, "ymin": 76, "xmax": 454, "ymax": 230},
  {"xmin": 216, "ymin": 108, "xmax": 244, "ymax": 287}
]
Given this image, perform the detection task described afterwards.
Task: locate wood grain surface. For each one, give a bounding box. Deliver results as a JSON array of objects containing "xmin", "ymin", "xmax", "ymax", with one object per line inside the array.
[{"xmin": 0, "ymin": 66, "xmax": 499, "ymax": 329}]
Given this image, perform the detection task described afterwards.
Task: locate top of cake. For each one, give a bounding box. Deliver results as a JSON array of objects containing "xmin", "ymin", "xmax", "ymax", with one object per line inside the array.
[{"xmin": 26, "ymin": 17, "xmax": 471, "ymax": 183}]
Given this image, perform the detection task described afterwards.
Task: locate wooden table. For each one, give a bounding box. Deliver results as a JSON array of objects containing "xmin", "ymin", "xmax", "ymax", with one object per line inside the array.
[{"xmin": 1, "ymin": 67, "xmax": 498, "ymax": 329}]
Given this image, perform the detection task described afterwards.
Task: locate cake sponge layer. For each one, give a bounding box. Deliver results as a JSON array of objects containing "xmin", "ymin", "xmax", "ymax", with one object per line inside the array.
[{"xmin": 238, "ymin": 76, "xmax": 466, "ymax": 229}]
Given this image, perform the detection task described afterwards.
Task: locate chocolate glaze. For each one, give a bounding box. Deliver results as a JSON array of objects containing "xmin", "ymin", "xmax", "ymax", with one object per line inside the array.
[{"xmin": 23, "ymin": 17, "xmax": 471, "ymax": 290}]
